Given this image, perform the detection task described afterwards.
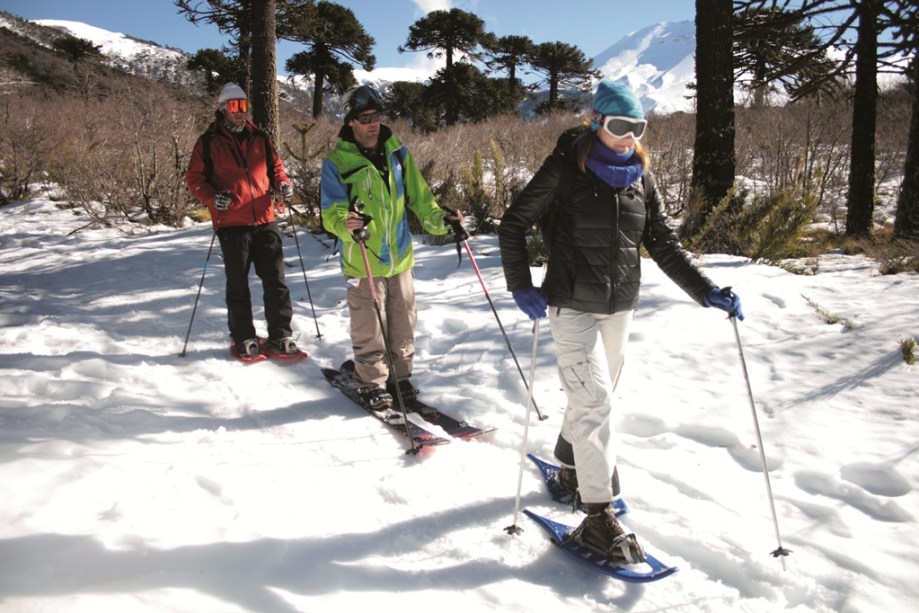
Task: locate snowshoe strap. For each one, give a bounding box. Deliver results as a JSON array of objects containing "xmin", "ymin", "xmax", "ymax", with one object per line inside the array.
[{"xmin": 611, "ymin": 534, "xmax": 646, "ymax": 565}]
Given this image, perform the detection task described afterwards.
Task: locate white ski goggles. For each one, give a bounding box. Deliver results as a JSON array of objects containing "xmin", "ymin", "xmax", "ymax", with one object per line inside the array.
[{"xmin": 593, "ymin": 112, "xmax": 647, "ymax": 140}]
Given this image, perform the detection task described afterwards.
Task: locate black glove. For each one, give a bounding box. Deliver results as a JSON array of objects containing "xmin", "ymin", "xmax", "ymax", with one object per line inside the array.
[
  {"xmin": 443, "ymin": 207, "xmax": 469, "ymax": 243},
  {"xmin": 214, "ymin": 192, "xmax": 233, "ymax": 212},
  {"xmin": 279, "ymin": 182, "xmax": 294, "ymax": 201},
  {"xmin": 350, "ymin": 197, "xmax": 372, "ymax": 242}
]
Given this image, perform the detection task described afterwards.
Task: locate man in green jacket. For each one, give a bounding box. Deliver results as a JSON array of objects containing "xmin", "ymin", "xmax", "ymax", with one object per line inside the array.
[{"xmin": 320, "ymin": 85, "xmax": 463, "ymax": 410}]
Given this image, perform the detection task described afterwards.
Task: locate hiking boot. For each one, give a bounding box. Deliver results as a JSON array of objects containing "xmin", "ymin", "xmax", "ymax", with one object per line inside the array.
[
  {"xmin": 568, "ymin": 502, "xmax": 645, "ymax": 564},
  {"xmin": 266, "ymin": 336, "xmax": 300, "ymax": 356},
  {"xmin": 359, "ymin": 385, "xmax": 393, "ymax": 410},
  {"xmin": 386, "ymin": 377, "xmax": 418, "ymax": 402},
  {"xmin": 555, "ymin": 465, "xmax": 621, "ymax": 506},
  {"xmin": 235, "ymin": 337, "xmax": 260, "ymax": 358}
]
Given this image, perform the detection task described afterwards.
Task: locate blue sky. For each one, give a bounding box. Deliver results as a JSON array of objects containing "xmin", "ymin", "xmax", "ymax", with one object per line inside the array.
[{"xmin": 3, "ymin": 0, "xmax": 695, "ymax": 72}]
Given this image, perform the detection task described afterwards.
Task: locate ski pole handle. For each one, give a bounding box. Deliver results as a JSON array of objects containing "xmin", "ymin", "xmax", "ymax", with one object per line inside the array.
[{"xmin": 349, "ymin": 197, "xmax": 372, "ymax": 242}]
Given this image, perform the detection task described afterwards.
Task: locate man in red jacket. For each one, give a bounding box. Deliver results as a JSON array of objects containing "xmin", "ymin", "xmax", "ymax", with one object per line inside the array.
[{"xmin": 186, "ymin": 82, "xmax": 300, "ymax": 360}]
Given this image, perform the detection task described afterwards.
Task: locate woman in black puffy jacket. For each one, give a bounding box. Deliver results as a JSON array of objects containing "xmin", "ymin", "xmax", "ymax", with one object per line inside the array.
[{"xmin": 498, "ymin": 80, "xmax": 743, "ymax": 564}]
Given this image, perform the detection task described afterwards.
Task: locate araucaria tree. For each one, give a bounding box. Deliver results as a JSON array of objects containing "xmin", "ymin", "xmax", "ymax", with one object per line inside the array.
[
  {"xmin": 249, "ymin": 0, "xmax": 279, "ymax": 142},
  {"xmin": 481, "ymin": 34, "xmax": 535, "ymax": 111},
  {"xmin": 399, "ymin": 8, "xmax": 487, "ymax": 126},
  {"xmin": 528, "ymin": 41, "xmax": 597, "ymax": 114},
  {"xmin": 284, "ymin": 1, "xmax": 375, "ymax": 119},
  {"xmin": 736, "ymin": 0, "xmax": 913, "ymax": 238},
  {"xmin": 888, "ymin": 1, "xmax": 919, "ymax": 240},
  {"xmin": 176, "ymin": 0, "xmax": 254, "ymax": 90},
  {"xmin": 684, "ymin": 0, "xmax": 736, "ymax": 240},
  {"xmin": 733, "ymin": 5, "xmax": 837, "ymax": 106}
]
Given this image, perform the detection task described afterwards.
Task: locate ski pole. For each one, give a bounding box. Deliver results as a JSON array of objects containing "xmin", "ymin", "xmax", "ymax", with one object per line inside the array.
[
  {"xmin": 730, "ymin": 314, "xmax": 792, "ymax": 568},
  {"xmin": 352, "ymin": 208, "xmax": 420, "ymax": 455},
  {"xmin": 285, "ymin": 202, "xmax": 322, "ymax": 339},
  {"xmin": 458, "ymin": 238, "xmax": 547, "ymax": 421},
  {"xmin": 505, "ymin": 318, "xmax": 541, "ymax": 535},
  {"xmin": 179, "ymin": 212, "xmax": 220, "ymax": 357}
]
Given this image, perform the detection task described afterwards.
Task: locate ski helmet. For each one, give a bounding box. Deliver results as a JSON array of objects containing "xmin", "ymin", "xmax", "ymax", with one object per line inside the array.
[{"xmin": 341, "ymin": 85, "xmax": 383, "ymax": 122}]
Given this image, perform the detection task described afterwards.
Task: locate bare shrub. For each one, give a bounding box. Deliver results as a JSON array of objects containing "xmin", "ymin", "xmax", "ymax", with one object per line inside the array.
[
  {"xmin": 0, "ymin": 95, "xmax": 57, "ymax": 206},
  {"xmin": 47, "ymin": 74, "xmax": 205, "ymax": 230},
  {"xmin": 645, "ymin": 111, "xmax": 695, "ymax": 216}
]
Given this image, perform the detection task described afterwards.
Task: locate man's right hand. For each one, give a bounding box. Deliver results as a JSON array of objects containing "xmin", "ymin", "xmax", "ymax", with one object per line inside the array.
[
  {"xmin": 346, "ymin": 210, "xmax": 371, "ymax": 242},
  {"xmin": 214, "ymin": 192, "xmax": 233, "ymax": 212}
]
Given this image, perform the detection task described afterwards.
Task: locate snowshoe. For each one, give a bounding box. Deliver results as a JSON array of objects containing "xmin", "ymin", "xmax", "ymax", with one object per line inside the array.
[
  {"xmin": 231, "ymin": 338, "xmax": 266, "ymax": 363},
  {"xmin": 564, "ymin": 502, "xmax": 646, "ymax": 564},
  {"xmin": 262, "ymin": 336, "xmax": 307, "ymax": 360}
]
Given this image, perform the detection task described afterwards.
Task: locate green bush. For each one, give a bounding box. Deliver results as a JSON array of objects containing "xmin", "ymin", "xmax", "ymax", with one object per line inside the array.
[
  {"xmin": 901, "ymin": 337, "xmax": 916, "ymax": 366},
  {"xmin": 684, "ymin": 185, "xmax": 819, "ymax": 262}
]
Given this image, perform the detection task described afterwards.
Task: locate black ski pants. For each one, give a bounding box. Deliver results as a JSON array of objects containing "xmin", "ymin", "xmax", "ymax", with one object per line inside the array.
[{"xmin": 217, "ymin": 221, "xmax": 293, "ymax": 344}]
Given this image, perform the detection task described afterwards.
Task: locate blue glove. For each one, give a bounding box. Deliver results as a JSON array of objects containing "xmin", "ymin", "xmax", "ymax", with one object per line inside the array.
[
  {"xmin": 513, "ymin": 286, "xmax": 548, "ymax": 320},
  {"xmin": 703, "ymin": 287, "xmax": 744, "ymax": 320}
]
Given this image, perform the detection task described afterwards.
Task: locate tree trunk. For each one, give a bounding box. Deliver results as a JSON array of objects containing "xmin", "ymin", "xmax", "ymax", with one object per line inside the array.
[
  {"xmin": 685, "ymin": 0, "xmax": 736, "ymax": 240},
  {"xmin": 845, "ymin": 0, "xmax": 879, "ymax": 238},
  {"xmin": 250, "ymin": 0, "xmax": 280, "ymax": 145},
  {"xmin": 312, "ymin": 72, "xmax": 325, "ymax": 119},
  {"xmin": 894, "ymin": 56, "xmax": 919, "ymax": 240}
]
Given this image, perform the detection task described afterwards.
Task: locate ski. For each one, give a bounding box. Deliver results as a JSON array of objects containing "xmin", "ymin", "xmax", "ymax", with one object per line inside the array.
[
  {"xmin": 393, "ymin": 395, "xmax": 493, "ymax": 439},
  {"xmin": 525, "ymin": 453, "xmax": 678, "ymax": 582},
  {"xmin": 321, "ymin": 366, "xmax": 450, "ymax": 448},
  {"xmin": 338, "ymin": 360, "xmax": 493, "ymax": 440},
  {"xmin": 522, "ymin": 510, "xmax": 678, "ymax": 582}
]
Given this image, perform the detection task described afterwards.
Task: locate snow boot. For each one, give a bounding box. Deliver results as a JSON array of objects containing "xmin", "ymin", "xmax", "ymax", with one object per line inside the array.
[
  {"xmin": 565, "ymin": 502, "xmax": 645, "ymax": 564},
  {"xmin": 359, "ymin": 385, "xmax": 393, "ymax": 410},
  {"xmin": 556, "ymin": 465, "xmax": 621, "ymax": 509},
  {"xmin": 264, "ymin": 336, "xmax": 304, "ymax": 358},
  {"xmin": 386, "ymin": 376, "xmax": 418, "ymax": 402},
  {"xmin": 231, "ymin": 337, "xmax": 261, "ymax": 359}
]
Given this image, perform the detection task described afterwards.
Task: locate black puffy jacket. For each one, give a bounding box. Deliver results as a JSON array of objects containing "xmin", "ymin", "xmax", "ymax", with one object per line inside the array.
[{"xmin": 498, "ymin": 127, "xmax": 714, "ymax": 315}]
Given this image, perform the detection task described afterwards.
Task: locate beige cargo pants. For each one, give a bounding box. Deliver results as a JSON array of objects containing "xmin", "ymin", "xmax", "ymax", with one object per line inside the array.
[{"xmin": 346, "ymin": 269, "xmax": 416, "ymax": 390}]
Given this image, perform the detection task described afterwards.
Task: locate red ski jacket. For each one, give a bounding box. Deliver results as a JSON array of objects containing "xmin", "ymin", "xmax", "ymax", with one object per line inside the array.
[{"xmin": 186, "ymin": 119, "xmax": 289, "ymax": 229}]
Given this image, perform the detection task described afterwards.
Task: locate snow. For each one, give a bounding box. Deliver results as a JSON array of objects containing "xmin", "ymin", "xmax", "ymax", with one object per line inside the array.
[
  {"xmin": 34, "ymin": 19, "xmax": 186, "ymax": 65},
  {"xmin": 0, "ymin": 195, "xmax": 917, "ymax": 612}
]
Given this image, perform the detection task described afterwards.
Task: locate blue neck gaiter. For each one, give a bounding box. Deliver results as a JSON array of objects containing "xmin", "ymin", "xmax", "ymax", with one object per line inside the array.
[{"xmin": 585, "ymin": 142, "xmax": 644, "ymax": 189}]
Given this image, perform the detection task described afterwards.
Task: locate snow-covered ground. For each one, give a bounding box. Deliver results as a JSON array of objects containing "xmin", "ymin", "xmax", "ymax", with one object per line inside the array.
[{"xmin": 0, "ymin": 196, "xmax": 916, "ymax": 612}]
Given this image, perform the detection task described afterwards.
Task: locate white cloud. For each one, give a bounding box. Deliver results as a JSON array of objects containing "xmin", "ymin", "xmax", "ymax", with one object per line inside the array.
[{"xmin": 413, "ymin": 0, "xmax": 453, "ymax": 14}]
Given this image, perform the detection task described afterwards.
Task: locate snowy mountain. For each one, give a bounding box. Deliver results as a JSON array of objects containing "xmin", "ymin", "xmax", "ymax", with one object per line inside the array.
[
  {"xmin": 31, "ymin": 18, "xmax": 200, "ymax": 87},
  {"xmin": 591, "ymin": 21, "xmax": 697, "ymax": 115}
]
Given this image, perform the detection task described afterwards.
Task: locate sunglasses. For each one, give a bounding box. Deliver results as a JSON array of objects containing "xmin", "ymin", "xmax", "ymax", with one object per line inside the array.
[
  {"xmin": 594, "ymin": 112, "xmax": 647, "ymax": 140},
  {"xmin": 355, "ymin": 111, "xmax": 383, "ymax": 125},
  {"xmin": 225, "ymin": 99, "xmax": 248, "ymax": 113}
]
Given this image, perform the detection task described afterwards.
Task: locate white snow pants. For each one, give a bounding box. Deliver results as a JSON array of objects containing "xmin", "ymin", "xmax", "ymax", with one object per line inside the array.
[{"xmin": 548, "ymin": 307, "xmax": 633, "ymax": 504}]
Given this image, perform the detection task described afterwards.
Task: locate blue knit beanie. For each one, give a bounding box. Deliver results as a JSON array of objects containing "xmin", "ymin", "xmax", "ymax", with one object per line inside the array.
[{"xmin": 590, "ymin": 80, "xmax": 644, "ymax": 131}]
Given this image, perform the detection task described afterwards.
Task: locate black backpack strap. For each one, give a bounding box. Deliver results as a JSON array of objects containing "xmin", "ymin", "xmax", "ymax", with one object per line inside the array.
[
  {"xmin": 539, "ymin": 127, "xmax": 582, "ymax": 251},
  {"xmin": 201, "ymin": 131, "xmax": 213, "ymax": 183},
  {"xmin": 256, "ymin": 128, "xmax": 279, "ymax": 190}
]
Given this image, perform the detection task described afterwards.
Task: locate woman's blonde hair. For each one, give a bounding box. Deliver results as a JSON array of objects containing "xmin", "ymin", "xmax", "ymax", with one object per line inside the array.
[{"xmin": 576, "ymin": 119, "xmax": 650, "ymax": 172}]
